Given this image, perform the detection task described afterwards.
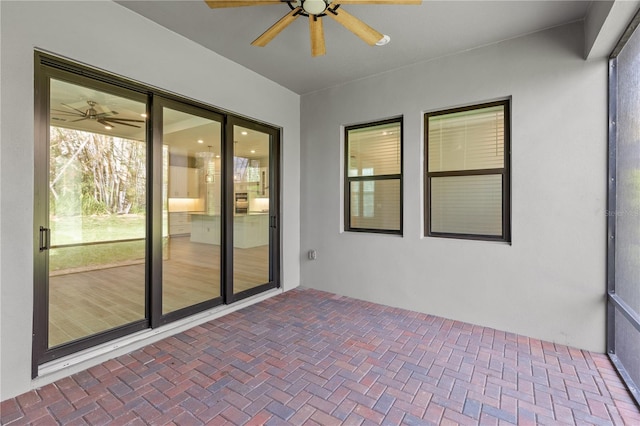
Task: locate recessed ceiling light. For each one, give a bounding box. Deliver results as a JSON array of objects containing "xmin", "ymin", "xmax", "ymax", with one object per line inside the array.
[
  {"xmin": 140, "ymin": 113, "xmax": 148, "ymax": 118},
  {"xmin": 250, "ymin": 150, "xmax": 256, "ymax": 154},
  {"xmin": 197, "ymin": 139, "xmax": 204, "ymax": 144},
  {"xmin": 216, "ymin": 155, "xmax": 220, "ymax": 158},
  {"xmin": 104, "ymin": 125, "xmax": 112, "ymax": 130},
  {"xmin": 241, "ymin": 131, "xmax": 248, "ymax": 136},
  {"xmin": 376, "ymin": 35, "xmax": 391, "ymax": 46}
]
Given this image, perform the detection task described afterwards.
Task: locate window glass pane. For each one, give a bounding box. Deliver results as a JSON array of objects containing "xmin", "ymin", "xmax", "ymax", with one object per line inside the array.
[
  {"xmin": 233, "ymin": 125, "xmax": 270, "ymax": 294},
  {"xmin": 348, "ymin": 122, "xmax": 401, "ymax": 177},
  {"xmin": 162, "ymin": 107, "xmax": 222, "ymax": 314},
  {"xmin": 428, "ymin": 105, "xmax": 505, "ymax": 173},
  {"xmin": 430, "ymin": 175, "xmax": 502, "ymax": 236},
  {"xmin": 350, "ymin": 179, "xmax": 400, "ymax": 231},
  {"xmin": 351, "ymin": 181, "xmax": 360, "ymax": 217},
  {"xmin": 48, "ymin": 78, "xmax": 147, "ymax": 347}
]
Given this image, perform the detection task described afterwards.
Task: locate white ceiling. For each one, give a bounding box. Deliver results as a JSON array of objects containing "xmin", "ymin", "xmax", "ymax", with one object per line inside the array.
[{"xmin": 117, "ymin": 0, "xmax": 592, "ymax": 95}]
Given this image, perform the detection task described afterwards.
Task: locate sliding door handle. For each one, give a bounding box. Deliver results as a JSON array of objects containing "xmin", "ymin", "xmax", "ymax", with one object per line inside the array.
[{"xmin": 39, "ymin": 226, "xmax": 51, "ymax": 251}]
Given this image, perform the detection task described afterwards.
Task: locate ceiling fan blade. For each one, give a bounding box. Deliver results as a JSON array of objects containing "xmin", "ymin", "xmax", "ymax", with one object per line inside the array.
[
  {"xmin": 51, "ymin": 109, "xmax": 84, "ymax": 117},
  {"xmin": 309, "ymin": 16, "xmax": 326, "ymax": 57},
  {"xmin": 327, "ymin": 6, "xmax": 383, "ymax": 46},
  {"xmin": 61, "ymin": 103, "xmax": 88, "ymax": 115},
  {"xmin": 252, "ymin": 7, "xmax": 302, "ymax": 47},
  {"xmin": 103, "ymin": 119, "xmax": 141, "ymax": 128},
  {"xmin": 71, "ymin": 117, "xmax": 89, "ymax": 123},
  {"xmin": 335, "ymin": 0, "xmax": 421, "ymax": 4},
  {"xmin": 205, "ymin": 0, "xmax": 283, "ymax": 8},
  {"xmin": 99, "ymin": 117, "xmax": 145, "ymax": 123}
]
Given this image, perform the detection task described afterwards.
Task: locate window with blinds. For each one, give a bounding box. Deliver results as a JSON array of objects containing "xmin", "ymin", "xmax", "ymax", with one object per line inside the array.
[
  {"xmin": 425, "ymin": 101, "xmax": 510, "ymax": 241},
  {"xmin": 345, "ymin": 118, "xmax": 402, "ymax": 234}
]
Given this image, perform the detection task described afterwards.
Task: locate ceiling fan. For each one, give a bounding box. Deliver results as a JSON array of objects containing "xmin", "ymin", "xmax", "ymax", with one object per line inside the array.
[
  {"xmin": 204, "ymin": 0, "xmax": 421, "ymax": 57},
  {"xmin": 52, "ymin": 101, "xmax": 145, "ymax": 129}
]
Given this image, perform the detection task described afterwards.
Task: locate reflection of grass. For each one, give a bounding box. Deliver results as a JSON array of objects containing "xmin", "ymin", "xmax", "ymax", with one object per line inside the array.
[
  {"xmin": 50, "ymin": 237, "xmax": 170, "ymax": 272},
  {"xmin": 48, "ymin": 214, "xmax": 170, "ymax": 272},
  {"xmin": 51, "ymin": 214, "xmax": 145, "ymax": 245},
  {"xmin": 50, "ymin": 240, "xmax": 145, "ymax": 272}
]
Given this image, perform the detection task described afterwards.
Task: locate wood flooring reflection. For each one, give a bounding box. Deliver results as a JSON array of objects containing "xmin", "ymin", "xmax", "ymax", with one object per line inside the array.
[
  {"xmin": 49, "ymin": 236, "xmax": 269, "ymax": 347},
  {"xmin": 49, "ymin": 264, "xmax": 146, "ymax": 347}
]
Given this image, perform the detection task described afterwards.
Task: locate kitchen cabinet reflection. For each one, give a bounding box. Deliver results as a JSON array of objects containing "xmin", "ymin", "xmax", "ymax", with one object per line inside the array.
[{"xmin": 190, "ymin": 213, "xmax": 269, "ymax": 248}]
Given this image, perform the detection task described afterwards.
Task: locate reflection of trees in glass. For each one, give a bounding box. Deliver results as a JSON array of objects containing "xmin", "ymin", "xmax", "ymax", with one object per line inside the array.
[
  {"xmin": 49, "ymin": 127, "xmax": 146, "ymax": 216},
  {"xmin": 234, "ymin": 156, "xmax": 261, "ymax": 182}
]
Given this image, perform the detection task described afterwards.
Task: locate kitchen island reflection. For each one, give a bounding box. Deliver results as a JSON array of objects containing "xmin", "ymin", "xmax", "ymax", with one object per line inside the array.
[{"xmin": 190, "ymin": 213, "xmax": 269, "ymax": 248}]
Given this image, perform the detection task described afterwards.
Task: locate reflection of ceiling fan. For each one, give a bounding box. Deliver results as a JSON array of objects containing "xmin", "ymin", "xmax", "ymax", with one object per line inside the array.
[
  {"xmin": 205, "ymin": 0, "xmax": 421, "ymax": 57},
  {"xmin": 52, "ymin": 100, "xmax": 145, "ymax": 129}
]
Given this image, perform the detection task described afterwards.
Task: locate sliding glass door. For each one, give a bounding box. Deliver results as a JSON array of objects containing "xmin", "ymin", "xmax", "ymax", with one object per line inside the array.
[
  {"xmin": 157, "ymin": 100, "xmax": 224, "ymax": 319},
  {"xmin": 34, "ymin": 53, "xmax": 280, "ymax": 373},
  {"xmin": 225, "ymin": 118, "xmax": 280, "ymax": 301},
  {"xmin": 47, "ymin": 79, "xmax": 148, "ymax": 347},
  {"xmin": 34, "ymin": 66, "xmax": 151, "ymax": 365}
]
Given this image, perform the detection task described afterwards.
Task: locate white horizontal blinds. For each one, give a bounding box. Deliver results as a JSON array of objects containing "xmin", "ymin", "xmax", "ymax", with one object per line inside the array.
[
  {"xmin": 346, "ymin": 119, "xmax": 402, "ymax": 232},
  {"xmin": 350, "ymin": 180, "xmax": 401, "ymax": 231},
  {"xmin": 348, "ymin": 122, "xmax": 401, "ymax": 177},
  {"xmin": 427, "ymin": 103, "xmax": 507, "ymax": 238},
  {"xmin": 428, "ymin": 105, "xmax": 505, "ymax": 173},
  {"xmin": 431, "ymin": 175, "xmax": 502, "ymax": 235}
]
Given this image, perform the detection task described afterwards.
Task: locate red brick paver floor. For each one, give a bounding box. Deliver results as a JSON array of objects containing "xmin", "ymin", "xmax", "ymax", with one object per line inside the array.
[{"xmin": 2, "ymin": 288, "xmax": 639, "ymax": 425}]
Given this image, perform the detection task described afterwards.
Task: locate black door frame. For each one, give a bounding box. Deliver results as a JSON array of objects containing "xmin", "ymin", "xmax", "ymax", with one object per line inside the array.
[
  {"xmin": 152, "ymin": 97, "xmax": 226, "ymax": 327},
  {"xmin": 33, "ymin": 59, "xmax": 152, "ymax": 374},
  {"xmin": 224, "ymin": 116, "xmax": 281, "ymax": 303}
]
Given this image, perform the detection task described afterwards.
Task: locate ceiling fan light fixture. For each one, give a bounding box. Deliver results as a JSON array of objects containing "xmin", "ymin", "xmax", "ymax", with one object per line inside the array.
[
  {"xmin": 376, "ymin": 34, "xmax": 391, "ymax": 46},
  {"xmin": 301, "ymin": 0, "xmax": 328, "ymax": 15}
]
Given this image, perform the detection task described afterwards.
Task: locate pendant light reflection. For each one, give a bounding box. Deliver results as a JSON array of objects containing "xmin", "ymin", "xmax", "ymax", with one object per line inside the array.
[{"xmin": 197, "ymin": 145, "xmax": 216, "ymax": 184}]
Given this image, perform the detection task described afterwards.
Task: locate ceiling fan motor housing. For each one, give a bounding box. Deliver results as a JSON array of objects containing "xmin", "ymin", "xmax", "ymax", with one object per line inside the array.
[
  {"xmin": 86, "ymin": 107, "xmax": 98, "ymax": 120},
  {"xmin": 85, "ymin": 101, "xmax": 99, "ymax": 119}
]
